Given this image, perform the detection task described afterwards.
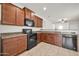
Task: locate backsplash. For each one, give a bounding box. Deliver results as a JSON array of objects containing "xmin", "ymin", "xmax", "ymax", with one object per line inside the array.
[
  {"xmin": 0, "ymin": 25, "xmax": 41, "ymax": 33},
  {"xmin": 0, "ymin": 25, "xmax": 22, "ymax": 33}
]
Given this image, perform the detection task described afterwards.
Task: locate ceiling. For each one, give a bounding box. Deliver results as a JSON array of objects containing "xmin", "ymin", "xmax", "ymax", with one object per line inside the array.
[{"xmin": 15, "ymin": 3, "xmax": 79, "ymax": 23}]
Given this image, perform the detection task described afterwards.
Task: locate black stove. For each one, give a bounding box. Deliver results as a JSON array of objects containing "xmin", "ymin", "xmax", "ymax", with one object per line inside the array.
[{"xmin": 23, "ymin": 29, "xmax": 37, "ymax": 50}]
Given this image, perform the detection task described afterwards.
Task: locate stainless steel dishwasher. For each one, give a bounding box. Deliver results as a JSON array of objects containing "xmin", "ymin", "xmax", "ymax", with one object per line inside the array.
[{"xmin": 62, "ymin": 34, "xmax": 77, "ymax": 51}]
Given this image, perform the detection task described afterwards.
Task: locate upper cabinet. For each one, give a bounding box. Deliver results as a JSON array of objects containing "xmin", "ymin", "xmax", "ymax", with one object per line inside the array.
[
  {"xmin": 1, "ymin": 3, "xmax": 24, "ymax": 26},
  {"xmin": 37, "ymin": 17, "xmax": 43, "ymax": 27},
  {"xmin": 34, "ymin": 15, "xmax": 43, "ymax": 27},
  {"xmin": 23, "ymin": 7, "xmax": 43, "ymax": 27},
  {"xmin": 16, "ymin": 7, "xmax": 24, "ymax": 26},
  {"xmin": 33, "ymin": 15, "xmax": 38, "ymax": 27},
  {"xmin": 23, "ymin": 7, "xmax": 34, "ymax": 20},
  {"xmin": 2, "ymin": 3, "xmax": 16, "ymax": 25},
  {"xmin": 0, "ymin": 3, "xmax": 43, "ymax": 27}
]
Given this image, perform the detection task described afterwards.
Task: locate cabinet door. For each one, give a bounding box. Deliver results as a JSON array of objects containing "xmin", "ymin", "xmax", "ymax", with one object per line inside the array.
[
  {"xmin": 2, "ymin": 35, "xmax": 27, "ymax": 56},
  {"xmin": 16, "ymin": 8, "xmax": 24, "ymax": 26},
  {"xmin": 2, "ymin": 3, "xmax": 16, "ymax": 25},
  {"xmin": 37, "ymin": 33, "xmax": 47, "ymax": 43},
  {"xmin": 33, "ymin": 15, "xmax": 38, "ymax": 27},
  {"xmin": 37, "ymin": 18, "xmax": 43, "ymax": 27},
  {"xmin": 36, "ymin": 16, "xmax": 39, "ymax": 27},
  {"xmin": 46, "ymin": 33, "xmax": 62, "ymax": 46},
  {"xmin": 39, "ymin": 19, "xmax": 43, "ymax": 27},
  {"xmin": 3, "ymin": 38, "xmax": 17, "ymax": 56},
  {"xmin": 54, "ymin": 34, "xmax": 62, "ymax": 47},
  {"xmin": 34, "ymin": 15, "xmax": 43, "ymax": 27},
  {"xmin": 26, "ymin": 9, "xmax": 31, "ymax": 19},
  {"xmin": 41, "ymin": 33, "xmax": 46, "ymax": 42},
  {"xmin": 37, "ymin": 33, "xmax": 41, "ymax": 43},
  {"xmin": 24, "ymin": 7, "xmax": 31, "ymax": 19},
  {"xmin": 46, "ymin": 33, "xmax": 55, "ymax": 44},
  {"xmin": 16, "ymin": 36, "xmax": 27, "ymax": 54}
]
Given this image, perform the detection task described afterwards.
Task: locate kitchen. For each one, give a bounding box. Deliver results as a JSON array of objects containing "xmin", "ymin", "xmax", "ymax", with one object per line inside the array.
[{"xmin": 0, "ymin": 3, "xmax": 79, "ymax": 56}]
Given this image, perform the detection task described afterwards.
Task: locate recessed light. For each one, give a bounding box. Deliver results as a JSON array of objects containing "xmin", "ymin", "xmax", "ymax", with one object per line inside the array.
[{"xmin": 43, "ymin": 7, "xmax": 47, "ymax": 11}]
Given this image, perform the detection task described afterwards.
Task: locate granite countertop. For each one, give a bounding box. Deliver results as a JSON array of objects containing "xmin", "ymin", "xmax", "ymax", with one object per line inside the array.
[
  {"xmin": 1, "ymin": 32, "xmax": 27, "ymax": 39},
  {"xmin": 36, "ymin": 30, "xmax": 77, "ymax": 35},
  {"xmin": 36, "ymin": 31, "xmax": 60, "ymax": 33},
  {"xmin": 37, "ymin": 29, "xmax": 78, "ymax": 34}
]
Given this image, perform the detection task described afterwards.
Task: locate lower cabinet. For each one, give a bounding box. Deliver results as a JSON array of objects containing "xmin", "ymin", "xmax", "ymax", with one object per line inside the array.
[
  {"xmin": 37, "ymin": 33, "xmax": 47, "ymax": 42},
  {"xmin": 37, "ymin": 32, "xmax": 62, "ymax": 47},
  {"xmin": 2, "ymin": 35, "xmax": 27, "ymax": 56},
  {"xmin": 37, "ymin": 33, "xmax": 41, "ymax": 43},
  {"xmin": 46, "ymin": 33, "xmax": 62, "ymax": 46},
  {"xmin": 16, "ymin": 36, "xmax": 27, "ymax": 54}
]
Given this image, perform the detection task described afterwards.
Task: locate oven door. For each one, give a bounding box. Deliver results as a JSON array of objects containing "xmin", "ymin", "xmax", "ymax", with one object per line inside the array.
[{"xmin": 27, "ymin": 33, "xmax": 37, "ymax": 50}]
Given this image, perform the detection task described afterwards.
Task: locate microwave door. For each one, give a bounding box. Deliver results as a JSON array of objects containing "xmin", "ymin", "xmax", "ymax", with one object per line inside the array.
[
  {"xmin": 25, "ymin": 20, "xmax": 34, "ymax": 27},
  {"xmin": 28, "ymin": 22, "xmax": 33, "ymax": 26},
  {"xmin": 26, "ymin": 21, "xmax": 31, "ymax": 26}
]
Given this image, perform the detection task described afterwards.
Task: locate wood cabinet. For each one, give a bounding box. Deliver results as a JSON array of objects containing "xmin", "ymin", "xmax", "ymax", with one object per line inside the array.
[
  {"xmin": 37, "ymin": 33, "xmax": 47, "ymax": 42},
  {"xmin": 33, "ymin": 15, "xmax": 38, "ymax": 27},
  {"xmin": 1, "ymin": 4, "xmax": 26, "ymax": 25},
  {"xmin": 23, "ymin": 7, "xmax": 43, "ymax": 27},
  {"xmin": 37, "ymin": 32, "xmax": 62, "ymax": 47},
  {"xmin": 46, "ymin": 33, "xmax": 60, "ymax": 45},
  {"xmin": 33, "ymin": 15, "xmax": 43, "ymax": 27},
  {"xmin": 2, "ymin": 35, "xmax": 27, "ymax": 56},
  {"xmin": 46, "ymin": 33, "xmax": 55, "ymax": 44},
  {"xmin": 37, "ymin": 33, "xmax": 45, "ymax": 42},
  {"xmin": 23, "ymin": 7, "xmax": 34, "ymax": 19},
  {"xmin": 46, "ymin": 33, "xmax": 62, "ymax": 47},
  {"xmin": 37, "ymin": 17, "xmax": 43, "ymax": 27},
  {"xmin": 3, "ymin": 38, "xmax": 17, "ymax": 56},
  {"xmin": 16, "ymin": 7, "xmax": 24, "ymax": 26},
  {"xmin": 2, "ymin": 3, "xmax": 16, "ymax": 25},
  {"xmin": 1, "ymin": 3, "xmax": 43, "ymax": 27},
  {"xmin": 1, "ymin": 3, "xmax": 24, "ymax": 26},
  {"xmin": 40, "ymin": 33, "xmax": 47, "ymax": 42},
  {"xmin": 37, "ymin": 33, "xmax": 41, "ymax": 43},
  {"xmin": 16, "ymin": 36, "xmax": 27, "ymax": 54}
]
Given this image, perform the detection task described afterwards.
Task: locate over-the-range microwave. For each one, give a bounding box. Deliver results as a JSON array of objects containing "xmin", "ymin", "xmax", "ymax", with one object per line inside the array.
[{"xmin": 24, "ymin": 18, "xmax": 35, "ymax": 27}]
